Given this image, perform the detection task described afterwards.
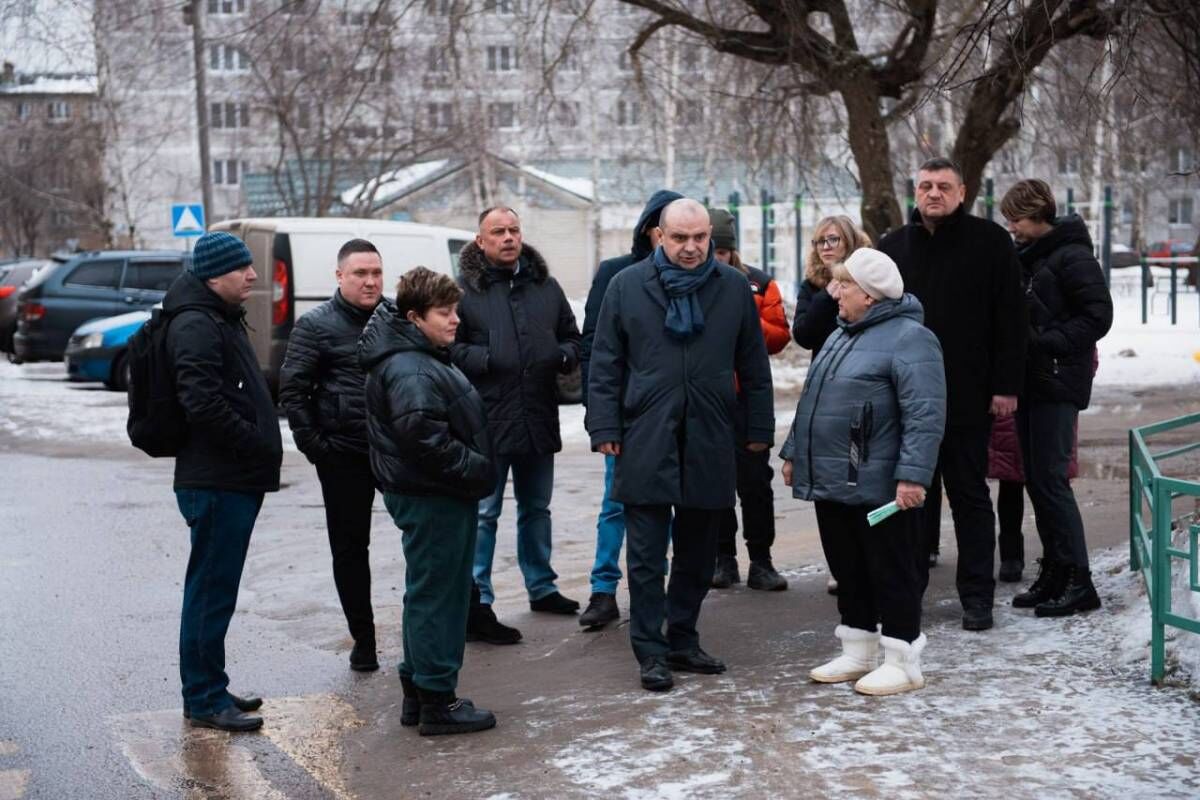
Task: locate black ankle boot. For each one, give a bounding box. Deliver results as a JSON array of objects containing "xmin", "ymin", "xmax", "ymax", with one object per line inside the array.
[
  {"xmin": 349, "ymin": 638, "xmax": 379, "ymax": 672},
  {"xmin": 400, "ymin": 676, "xmax": 419, "ymax": 727},
  {"xmin": 418, "ymin": 691, "xmax": 496, "ymax": 736},
  {"xmin": 1035, "ymin": 565, "xmax": 1101, "ymax": 617},
  {"xmin": 1013, "ymin": 558, "xmax": 1063, "ymax": 609}
]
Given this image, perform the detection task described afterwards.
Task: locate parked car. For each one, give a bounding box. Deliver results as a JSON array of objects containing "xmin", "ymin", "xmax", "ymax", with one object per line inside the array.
[
  {"xmin": 1, "ymin": 258, "xmax": 52, "ymax": 355},
  {"xmin": 208, "ymin": 217, "xmax": 474, "ymax": 396},
  {"xmin": 1109, "ymin": 243, "xmax": 1141, "ymax": 269},
  {"xmin": 1145, "ymin": 240, "xmax": 1194, "ymax": 260},
  {"xmin": 12, "ymin": 250, "xmax": 188, "ymax": 363},
  {"xmin": 64, "ymin": 309, "xmax": 150, "ymax": 390}
]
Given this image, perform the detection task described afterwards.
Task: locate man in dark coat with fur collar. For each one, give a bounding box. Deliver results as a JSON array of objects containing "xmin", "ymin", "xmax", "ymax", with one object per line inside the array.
[
  {"xmin": 451, "ymin": 206, "xmax": 582, "ymax": 644},
  {"xmin": 587, "ymin": 198, "xmax": 774, "ymax": 692}
]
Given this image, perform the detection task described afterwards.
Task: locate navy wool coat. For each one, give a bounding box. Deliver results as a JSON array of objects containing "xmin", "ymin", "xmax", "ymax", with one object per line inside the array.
[{"xmin": 585, "ymin": 256, "xmax": 774, "ymax": 509}]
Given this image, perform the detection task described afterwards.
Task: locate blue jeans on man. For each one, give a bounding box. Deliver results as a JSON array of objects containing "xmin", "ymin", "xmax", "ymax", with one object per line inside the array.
[
  {"xmin": 589, "ymin": 453, "xmax": 626, "ymax": 594},
  {"xmin": 474, "ymin": 452, "xmax": 560, "ymax": 605},
  {"xmin": 175, "ymin": 488, "xmax": 263, "ymax": 716}
]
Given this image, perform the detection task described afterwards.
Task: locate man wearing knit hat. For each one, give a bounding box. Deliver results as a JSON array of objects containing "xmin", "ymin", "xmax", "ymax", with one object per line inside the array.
[
  {"xmin": 706, "ymin": 208, "xmax": 791, "ymax": 594},
  {"xmin": 163, "ymin": 231, "xmax": 282, "ymax": 732}
]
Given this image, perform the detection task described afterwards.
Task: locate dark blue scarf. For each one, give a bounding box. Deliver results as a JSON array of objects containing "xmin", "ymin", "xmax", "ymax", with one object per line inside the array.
[{"xmin": 652, "ymin": 245, "xmax": 719, "ymax": 340}]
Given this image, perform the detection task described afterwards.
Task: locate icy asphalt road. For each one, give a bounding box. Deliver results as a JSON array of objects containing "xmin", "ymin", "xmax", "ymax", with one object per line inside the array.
[{"xmin": 1, "ymin": 361, "xmax": 1200, "ymax": 799}]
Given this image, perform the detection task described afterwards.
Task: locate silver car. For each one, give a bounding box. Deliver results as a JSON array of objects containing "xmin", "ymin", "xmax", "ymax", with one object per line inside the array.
[{"xmin": 0, "ymin": 259, "xmax": 50, "ymax": 356}]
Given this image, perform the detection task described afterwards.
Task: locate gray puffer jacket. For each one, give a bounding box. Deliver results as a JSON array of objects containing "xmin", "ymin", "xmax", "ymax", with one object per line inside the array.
[{"xmin": 780, "ymin": 294, "xmax": 946, "ymax": 507}]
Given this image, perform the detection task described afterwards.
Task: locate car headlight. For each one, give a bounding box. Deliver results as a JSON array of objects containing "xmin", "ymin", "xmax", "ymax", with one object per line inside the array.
[{"xmin": 80, "ymin": 332, "xmax": 105, "ymax": 349}]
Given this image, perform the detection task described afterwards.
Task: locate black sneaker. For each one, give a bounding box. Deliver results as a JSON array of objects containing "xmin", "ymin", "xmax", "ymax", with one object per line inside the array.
[
  {"xmin": 998, "ymin": 559, "xmax": 1024, "ymax": 583},
  {"xmin": 418, "ymin": 692, "xmax": 496, "ymax": 736},
  {"xmin": 466, "ymin": 603, "xmax": 523, "ymax": 645},
  {"xmin": 962, "ymin": 606, "xmax": 994, "ymax": 631},
  {"xmin": 711, "ymin": 556, "xmax": 740, "ymax": 589},
  {"xmin": 530, "ymin": 591, "xmax": 581, "ymax": 615},
  {"xmin": 350, "ymin": 639, "xmax": 379, "ymax": 672},
  {"xmin": 666, "ymin": 648, "xmax": 727, "ymax": 674},
  {"xmin": 639, "ymin": 656, "xmax": 674, "ymax": 692},
  {"xmin": 579, "ymin": 592, "xmax": 619, "ymax": 629},
  {"xmin": 747, "ymin": 560, "xmax": 788, "ymax": 591}
]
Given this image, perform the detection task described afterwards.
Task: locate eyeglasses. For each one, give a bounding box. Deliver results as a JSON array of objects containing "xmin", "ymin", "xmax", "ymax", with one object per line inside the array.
[{"xmin": 812, "ymin": 235, "xmax": 842, "ymax": 250}]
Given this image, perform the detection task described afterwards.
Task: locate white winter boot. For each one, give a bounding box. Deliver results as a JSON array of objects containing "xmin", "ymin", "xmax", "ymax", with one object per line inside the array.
[
  {"xmin": 853, "ymin": 633, "xmax": 927, "ymax": 696},
  {"xmin": 809, "ymin": 625, "xmax": 880, "ymax": 683}
]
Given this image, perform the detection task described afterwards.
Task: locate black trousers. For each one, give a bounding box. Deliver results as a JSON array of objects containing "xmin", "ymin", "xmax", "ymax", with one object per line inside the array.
[
  {"xmin": 315, "ymin": 451, "xmax": 377, "ymax": 643},
  {"xmin": 625, "ymin": 505, "xmax": 720, "ymax": 663},
  {"xmin": 814, "ymin": 500, "xmax": 922, "ymax": 642},
  {"xmin": 716, "ymin": 447, "xmax": 776, "ymax": 562},
  {"xmin": 996, "ymin": 480, "xmax": 1025, "ymax": 563},
  {"xmin": 918, "ymin": 423, "xmax": 996, "ymax": 609},
  {"xmin": 1016, "ymin": 400, "xmax": 1089, "ymax": 570}
]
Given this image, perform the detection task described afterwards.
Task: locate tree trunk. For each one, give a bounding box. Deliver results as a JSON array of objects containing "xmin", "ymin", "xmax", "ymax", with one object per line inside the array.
[{"xmin": 837, "ymin": 74, "xmax": 902, "ymax": 241}]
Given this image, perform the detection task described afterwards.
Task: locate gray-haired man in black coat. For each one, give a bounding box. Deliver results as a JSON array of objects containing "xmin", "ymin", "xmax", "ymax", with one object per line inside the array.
[{"xmin": 587, "ymin": 198, "xmax": 774, "ymax": 692}]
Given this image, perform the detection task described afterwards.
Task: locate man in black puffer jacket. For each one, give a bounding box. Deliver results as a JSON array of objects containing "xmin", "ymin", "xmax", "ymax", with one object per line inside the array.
[
  {"xmin": 1000, "ymin": 179, "xmax": 1112, "ymax": 618},
  {"xmin": 166, "ymin": 232, "xmax": 282, "ymax": 733},
  {"xmin": 279, "ymin": 238, "xmax": 388, "ymax": 672},
  {"xmin": 359, "ymin": 267, "xmax": 496, "ymax": 737},
  {"xmin": 451, "ymin": 206, "xmax": 582, "ymax": 643}
]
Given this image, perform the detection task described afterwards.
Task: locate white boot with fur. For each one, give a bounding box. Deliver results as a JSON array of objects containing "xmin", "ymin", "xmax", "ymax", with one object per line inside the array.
[
  {"xmin": 854, "ymin": 633, "xmax": 927, "ymax": 696},
  {"xmin": 809, "ymin": 625, "xmax": 880, "ymax": 683}
]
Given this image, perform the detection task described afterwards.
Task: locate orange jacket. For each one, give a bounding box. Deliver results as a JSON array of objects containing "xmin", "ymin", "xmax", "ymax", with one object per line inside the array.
[{"xmin": 746, "ymin": 266, "xmax": 790, "ymax": 355}]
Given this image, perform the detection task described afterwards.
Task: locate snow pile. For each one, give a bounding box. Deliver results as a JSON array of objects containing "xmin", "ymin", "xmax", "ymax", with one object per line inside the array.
[
  {"xmin": 339, "ymin": 159, "xmax": 450, "ymax": 207},
  {"xmin": 1095, "ymin": 284, "xmax": 1200, "ymax": 387}
]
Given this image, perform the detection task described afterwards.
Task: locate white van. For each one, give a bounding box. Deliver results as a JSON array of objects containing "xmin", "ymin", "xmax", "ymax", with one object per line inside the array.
[{"xmin": 209, "ymin": 217, "xmax": 475, "ymax": 395}]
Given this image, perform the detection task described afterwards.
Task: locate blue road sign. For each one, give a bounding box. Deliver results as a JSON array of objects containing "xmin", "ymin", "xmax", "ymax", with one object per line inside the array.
[{"xmin": 171, "ymin": 204, "xmax": 206, "ymax": 237}]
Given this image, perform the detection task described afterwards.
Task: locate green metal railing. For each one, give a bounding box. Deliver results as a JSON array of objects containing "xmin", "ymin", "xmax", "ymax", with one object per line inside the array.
[{"xmin": 1129, "ymin": 412, "xmax": 1200, "ymax": 684}]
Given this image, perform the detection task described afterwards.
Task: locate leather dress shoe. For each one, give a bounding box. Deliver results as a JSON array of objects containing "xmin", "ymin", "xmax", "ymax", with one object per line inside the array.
[
  {"xmin": 183, "ymin": 692, "xmax": 262, "ymax": 719},
  {"xmin": 188, "ymin": 706, "xmax": 263, "ymax": 732},
  {"xmin": 666, "ymin": 648, "xmax": 727, "ymax": 674},
  {"xmin": 640, "ymin": 656, "xmax": 674, "ymax": 692},
  {"xmin": 530, "ymin": 591, "xmax": 581, "ymax": 615}
]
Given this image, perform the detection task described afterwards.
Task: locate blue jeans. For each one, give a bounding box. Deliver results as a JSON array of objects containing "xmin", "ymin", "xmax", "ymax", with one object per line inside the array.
[
  {"xmin": 589, "ymin": 454, "xmax": 626, "ymax": 594},
  {"xmin": 474, "ymin": 452, "xmax": 559, "ymax": 605},
  {"xmin": 175, "ymin": 488, "xmax": 263, "ymax": 716}
]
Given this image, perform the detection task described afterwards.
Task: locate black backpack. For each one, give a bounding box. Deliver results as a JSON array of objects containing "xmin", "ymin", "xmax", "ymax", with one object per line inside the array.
[{"xmin": 126, "ymin": 307, "xmax": 188, "ymax": 457}]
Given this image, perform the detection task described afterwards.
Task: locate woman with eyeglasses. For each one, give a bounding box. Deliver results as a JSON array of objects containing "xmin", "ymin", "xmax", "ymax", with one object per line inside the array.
[
  {"xmin": 793, "ymin": 215, "xmax": 870, "ymax": 593},
  {"xmin": 793, "ymin": 216, "xmax": 871, "ymax": 358}
]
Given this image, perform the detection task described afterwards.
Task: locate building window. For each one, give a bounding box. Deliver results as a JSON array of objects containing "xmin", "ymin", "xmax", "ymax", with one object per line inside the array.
[
  {"xmin": 680, "ymin": 48, "xmax": 704, "ymax": 72},
  {"xmin": 1171, "ymin": 146, "xmax": 1194, "ymax": 174},
  {"xmin": 428, "ymin": 102, "xmax": 454, "ymax": 129},
  {"xmin": 425, "ymin": 0, "xmax": 452, "ymax": 14},
  {"xmin": 280, "ymin": 41, "xmax": 304, "ymax": 72},
  {"xmin": 296, "ymin": 102, "xmax": 311, "ymax": 129},
  {"xmin": 211, "ymin": 101, "xmax": 249, "ymax": 129},
  {"xmin": 558, "ymin": 44, "xmax": 580, "ymax": 72},
  {"xmin": 428, "ymin": 48, "xmax": 450, "ymax": 73},
  {"xmin": 280, "ymin": 0, "xmax": 307, "ymax": 13},
  {"xmin": 16, "ymin": 102, "xmax": 31, "ymax": 120},
  {"xmin": 618, "ymin": 49, "xmax": 634, "ymax": 72},
  {"xmin": 616, "ymin": 99, "xmax": 639, "ymax": 127},
  {"xmin": 1168, "ymin": 197, "xmax": 1194, "ymax": 226},
  {"xmin": 17, "ymin": 138, "xmax": 30, "ymax": 153},
  {"xmin": 47, "ymin": 100, "xmax": 71, "ymax": 121},
  {"xmin": 550, "ymin": 100, "xmax": 578, "ymax": 128},
  {"xmin": 487, "ymin": 102, "xmax": 518, "ymax": 130},
  {"xmin": 207, "ymin": 0, "xmax": 246, "ymax": 14},
  {"xmin": 209, "ymin": 45, "xmax": 249, "ymax": 73},
  {"xmin": 487, "ymin": 45, "xmax": 518, "ymax": 72},
  {"xmin": 213, "ymin": 158, "xmax": 247, "ymax": 185},
  {"xmin": 483, "ymin": 0, "xmax": 515, "ymax": 12},
  {"xmin": 1057, "ymin": 151, "xmax": 1081, "ymax": 176}
]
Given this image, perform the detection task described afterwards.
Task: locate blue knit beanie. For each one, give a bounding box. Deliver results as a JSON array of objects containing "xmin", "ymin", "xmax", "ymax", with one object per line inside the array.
[{"xmin": 190, "ymin": 232, "xmax": 253, "ymax": 280}]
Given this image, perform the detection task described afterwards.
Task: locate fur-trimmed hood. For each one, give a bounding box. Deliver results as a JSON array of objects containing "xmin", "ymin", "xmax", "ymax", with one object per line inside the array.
[{"xmin": 457, "ymin": 240, "xmax": 551, "ymax": 292}]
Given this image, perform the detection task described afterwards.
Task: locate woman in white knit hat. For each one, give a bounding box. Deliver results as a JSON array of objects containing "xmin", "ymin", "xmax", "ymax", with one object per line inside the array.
[{"xmin": 779, "ymin": 248, "xmax": 947, "ymax": 695}]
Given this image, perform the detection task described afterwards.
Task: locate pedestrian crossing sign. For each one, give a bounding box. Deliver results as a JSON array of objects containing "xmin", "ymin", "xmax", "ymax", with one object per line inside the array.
[{"xmin": 171, "ymin": 204, "xmax": 206, "ymax": 237}]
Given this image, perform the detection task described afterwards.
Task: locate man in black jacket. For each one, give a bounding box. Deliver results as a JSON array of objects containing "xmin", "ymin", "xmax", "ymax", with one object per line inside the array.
[
  {"xmin": 359, "ymin": 267, "xmax": 497, "ymax": 736},
  {"xmin": 878, "ymin": 158, "xmax": 1027, "ymax": 632},
  {"xmin": 1000, "ymin": 179, "xmax": 1112, "ymax": 617},
  {"xmin": 588, "ymin": 198, "xmax": 774, "ymax": 691},
  {"xmin": 451, "ymin": 207, "xmax": 582, "ymax": 644},
  {"xmin": 279, "ymin": 238, "xmax": 386, "ymax": 672},
  {"xmin": 166, "ymin": 232, "xmax": 282, "ymax": 732},
  {"xmin": 577, "ymin": 189, "xmax": 681, "ymax": 630}
]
